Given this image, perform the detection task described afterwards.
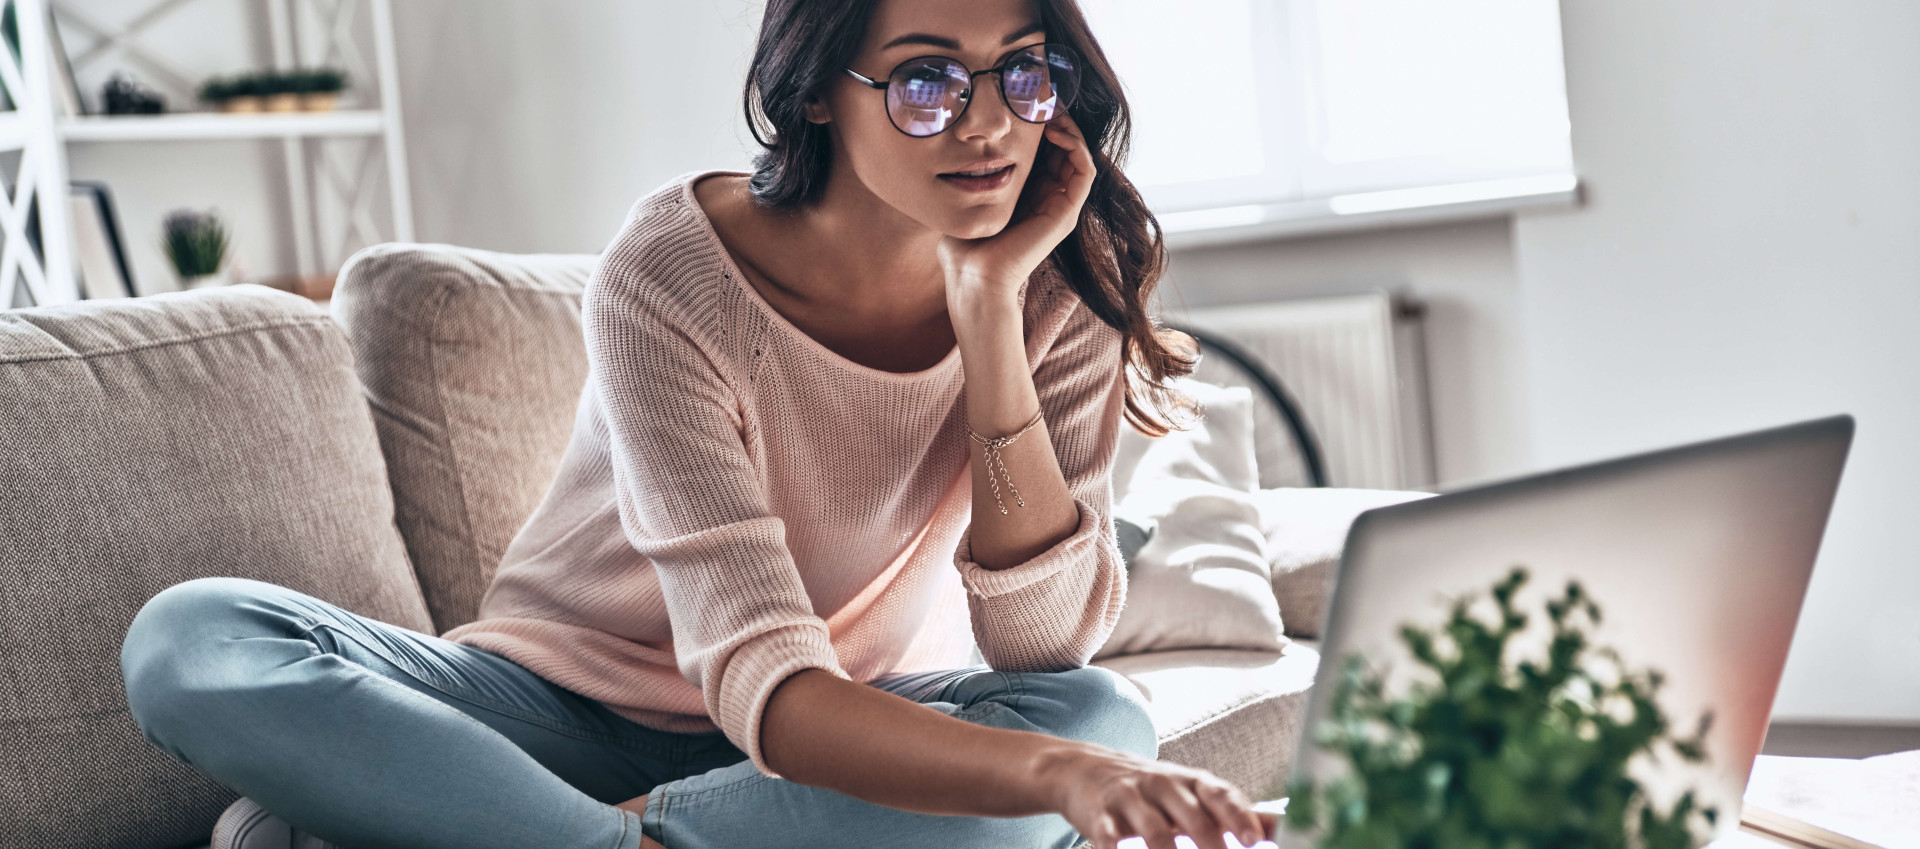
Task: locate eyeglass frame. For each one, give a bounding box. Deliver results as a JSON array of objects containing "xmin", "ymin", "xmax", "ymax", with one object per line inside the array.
[{"xmin": 842, "ymin": 41, "xmax": 1081, "ymax": 138}]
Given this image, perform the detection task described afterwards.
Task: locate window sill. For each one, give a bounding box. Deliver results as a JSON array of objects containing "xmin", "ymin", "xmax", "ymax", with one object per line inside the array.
[{"xmin": 1157, "ymin": 173, "xmax": 1582, "ymax": 251}]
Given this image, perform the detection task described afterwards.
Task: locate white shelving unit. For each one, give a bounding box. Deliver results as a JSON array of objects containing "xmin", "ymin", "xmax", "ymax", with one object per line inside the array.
[{"xmin": 0, "ymin": 0, "xmax": 413, "ymax": 306}]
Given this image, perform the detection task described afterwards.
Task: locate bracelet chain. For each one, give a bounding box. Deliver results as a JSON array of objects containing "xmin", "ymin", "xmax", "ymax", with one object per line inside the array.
[{"xmin": 968, "ymin": 407, "xmax": 1045, "ymax": 515}]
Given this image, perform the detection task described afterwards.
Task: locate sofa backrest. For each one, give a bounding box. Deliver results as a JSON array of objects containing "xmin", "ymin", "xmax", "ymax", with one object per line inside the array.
[
  {"xmin": 0, "ymin": 284, "xmax": 435, "ymax": 849},
  {"xmin": 331, "ymin": 243, "xmax": 598, "ymax": 633}
]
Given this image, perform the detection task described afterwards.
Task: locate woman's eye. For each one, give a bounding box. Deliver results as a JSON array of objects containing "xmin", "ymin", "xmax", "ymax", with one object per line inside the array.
[{"xmin": 1005, "ymin": 55, "xmax": 1046, "ymax": 74}]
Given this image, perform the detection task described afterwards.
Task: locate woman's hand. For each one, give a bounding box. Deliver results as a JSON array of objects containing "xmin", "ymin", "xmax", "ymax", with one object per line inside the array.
[
  {"xmin": 938, "ymin": 112, "xmax": 1098, "ymax": 311},
  {"xmin": 1037, "ymin": 743, "xmax": 1279, "ymax": 849}
]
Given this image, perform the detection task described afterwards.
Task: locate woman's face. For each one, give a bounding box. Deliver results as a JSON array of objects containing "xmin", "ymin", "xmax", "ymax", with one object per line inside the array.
[{"xmin": 815, "ymin": 0, "xmax": 1052, "ymax": 240}]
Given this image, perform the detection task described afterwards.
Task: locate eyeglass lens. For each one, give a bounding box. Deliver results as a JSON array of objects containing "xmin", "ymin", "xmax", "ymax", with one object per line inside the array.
[{"xmin": 884, "ymin": 44, "xmax": 1081, "ymax": 137}]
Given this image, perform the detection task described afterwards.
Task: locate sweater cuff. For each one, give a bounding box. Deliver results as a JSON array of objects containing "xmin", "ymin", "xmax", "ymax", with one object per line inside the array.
[
  {"xmin": 954, "ymin": 496, "xmax": 1102, "ymax": 598},
  {"xmin": 720, "ymin": 623, "xmax": 850, "ymax": 780}
]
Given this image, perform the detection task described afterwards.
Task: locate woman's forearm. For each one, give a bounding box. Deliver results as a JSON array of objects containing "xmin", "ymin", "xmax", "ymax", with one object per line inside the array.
[
  {"xmin": 950, "ymin": 287, "xmax": 1081, "ymax": 571},
  {"xmin": 759, "ymin": 668, "xmax": 1096, "ymax": 815}
]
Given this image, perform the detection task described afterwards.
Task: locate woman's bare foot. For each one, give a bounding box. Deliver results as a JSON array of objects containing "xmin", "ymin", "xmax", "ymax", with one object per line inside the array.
[{"xmin": 615, "ymin": 793, "xmax": 666, "ymax": 848}]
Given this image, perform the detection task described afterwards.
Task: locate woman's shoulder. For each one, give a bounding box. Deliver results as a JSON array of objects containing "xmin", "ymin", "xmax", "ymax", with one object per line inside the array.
[
  {"xmin": 582, "ymin": 171, "xmax": 769, "ymax": 364},
  {"xmin": 588, "ymin": 171, "xmax": 750, "ymax": 319},
  {"xmin": 1027, "ymin": 258, "xmax": 1119, "ymax": 344},
  {"xmin": 596, "ymin": 170, "xmax": 732, "ymax": 281}
]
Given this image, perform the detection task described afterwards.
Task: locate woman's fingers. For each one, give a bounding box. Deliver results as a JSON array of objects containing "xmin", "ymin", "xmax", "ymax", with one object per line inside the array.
[
  {"xmin": 1151, "ymin": 779, "xmax": 1233, "ymax": 849},
  {"xmin": 1256, "ymin": 810, "xmax": 1282, "ymax": 844},
  {"xmin": 1193, "ymin": 781, "xmax": 1264, "ymax": 847},
  {"xmin": 1081, "ymin": 810, "xmax": 1126, "ymax": 849},
  {"xmin": 1114, "ymin": 792, "xmax": 1182, "ymax": 849},
  {"xmin": 1044, "ymin": 116, "xmax": 1097, "ymax": 195}
]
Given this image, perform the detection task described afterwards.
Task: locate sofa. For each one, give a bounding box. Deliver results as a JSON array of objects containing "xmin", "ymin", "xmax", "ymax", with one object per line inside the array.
[{"xmin": 0, "ymin": 242, "xmax": 1428, "ymax": 849}]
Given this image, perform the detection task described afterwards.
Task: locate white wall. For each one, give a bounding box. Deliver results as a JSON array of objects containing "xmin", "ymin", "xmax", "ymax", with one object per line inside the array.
[
  {"xmin": 391, "ymin": 1, "xmax": 763, "ymax": 255},
  {"xmin": 1513, "ymin": 1, "xmax": 1920, "ymax": 721}
]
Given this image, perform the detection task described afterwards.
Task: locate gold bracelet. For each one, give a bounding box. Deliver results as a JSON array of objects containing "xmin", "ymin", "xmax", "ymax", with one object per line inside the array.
[{"xmin": 968, "ymin": 408, "xmax": 1044, "ymax": 515}]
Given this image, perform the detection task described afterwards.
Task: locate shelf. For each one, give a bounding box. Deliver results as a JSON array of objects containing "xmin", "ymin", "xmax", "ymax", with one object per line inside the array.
[{"xmin": 58, "ymin": 110, "xmax": 386, "ymax": 143}]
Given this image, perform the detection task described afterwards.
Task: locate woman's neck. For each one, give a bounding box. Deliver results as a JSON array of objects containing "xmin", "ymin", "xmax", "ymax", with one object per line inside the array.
[{"xmin": 776, "ymin": 161, "xmax": 948, "ymax": 307}]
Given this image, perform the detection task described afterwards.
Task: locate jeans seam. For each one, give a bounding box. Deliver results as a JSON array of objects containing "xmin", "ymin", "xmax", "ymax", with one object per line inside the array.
[
  {"xmin": 297, "ymin": 620, "xmax": 680, "ymax": 759},
  {"xmin": 643, "ymin": 784, "xmax": 671, "ymax": 846},
  {"xmin": 652, "ymin": 765, "xmax": 770, "ymax": 806}
]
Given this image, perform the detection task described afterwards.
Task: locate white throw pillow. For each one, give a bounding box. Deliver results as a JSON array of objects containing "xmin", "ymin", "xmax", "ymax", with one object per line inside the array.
[{"xmin": 1095, "ymin": 378, "xmax": 1286, "ymax": 660}]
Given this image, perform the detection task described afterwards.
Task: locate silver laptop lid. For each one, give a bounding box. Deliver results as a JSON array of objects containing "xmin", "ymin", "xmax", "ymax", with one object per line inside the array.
[{"xmin": 1290, "ymin": 414, "xmax": 1854, "ymax": 841}]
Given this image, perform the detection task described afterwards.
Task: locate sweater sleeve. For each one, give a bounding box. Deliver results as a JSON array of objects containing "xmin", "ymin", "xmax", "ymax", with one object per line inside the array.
[
  {"xmin": 952, "ymin": 291, "xmax": 1130, "ymax": 672},
  {"xmin": 583, "ymin": 262, "xmax": 849, "ymax": 780}
]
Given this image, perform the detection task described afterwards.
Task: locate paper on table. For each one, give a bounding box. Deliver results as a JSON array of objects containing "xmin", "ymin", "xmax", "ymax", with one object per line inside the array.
[{"xmin": 1741, "ymin": 751, "xmax": 1920, "ymax": 849}]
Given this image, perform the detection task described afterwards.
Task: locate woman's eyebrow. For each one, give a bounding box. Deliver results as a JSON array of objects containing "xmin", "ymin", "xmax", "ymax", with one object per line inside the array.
[{"xmin": 879, "ymin": 21, "xmax": 1046, "ymax": 52}]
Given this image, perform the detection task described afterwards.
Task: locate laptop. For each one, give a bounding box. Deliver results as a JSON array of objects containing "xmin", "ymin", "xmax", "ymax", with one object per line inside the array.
[{"xmin": 1285, "ymin": 414, "xmax": 1856, "ymax": 845}]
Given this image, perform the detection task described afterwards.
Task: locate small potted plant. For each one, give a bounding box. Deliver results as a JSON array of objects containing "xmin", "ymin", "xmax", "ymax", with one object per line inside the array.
[
  {"xmin": 1285, "ymin": 567, "xmax": 1719, "ymax": 849},
  {"xmin": 290, "ymin": 68, "xmax": 348, "ymax": 111},
  {"xmin": 201, "ymin": 73, "xmax": 269, "ymax": 113},
  {"xmin": 260, "ymin": 70, "xmax": 301, "ymax": 113},
  {"xmin": 199, "ymin": 75, "xmax": 242, "ymax": 112},
  {"xmin": 162, "ymin": 209, "xmax": 231, "ymax": 290}
]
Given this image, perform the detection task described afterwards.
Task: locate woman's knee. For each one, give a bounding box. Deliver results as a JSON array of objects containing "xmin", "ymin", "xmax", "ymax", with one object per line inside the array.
[
  {"xmin": 1022, "ymin": 665, "xmax": 1158, "ymax": 760},
  {"xmin": 119, "ymin": 576, "xmax": 300, "ymax": 743}
]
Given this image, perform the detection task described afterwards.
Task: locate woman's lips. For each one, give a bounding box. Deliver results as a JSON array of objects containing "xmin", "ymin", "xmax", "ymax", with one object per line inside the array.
[{"xmin": 937, "ymin": 163, "xmax": 1016, "ymax": 193}]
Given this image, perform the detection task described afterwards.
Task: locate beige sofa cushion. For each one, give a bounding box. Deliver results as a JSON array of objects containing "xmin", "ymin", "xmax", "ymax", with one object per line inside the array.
[
  {"xmin": 1095, "ymin": 643, "xmax": 1320, "ymax": 801},
  {"xmin": 1255, "ymin": 487, "xmax": 1438, "ymax": 638},
  {"xmin": 331, "ymin": 244, "xmax": 596, "ymax": 633},
  {"xmin": 0, "ymin": 285, "xmax": 434, "ymax": 849}
]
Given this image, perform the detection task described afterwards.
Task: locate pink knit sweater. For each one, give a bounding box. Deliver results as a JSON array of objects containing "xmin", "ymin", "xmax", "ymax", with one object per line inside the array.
[{"xmin": 441, "ymin": 170, "xmax": 1130, "ymax": 779}]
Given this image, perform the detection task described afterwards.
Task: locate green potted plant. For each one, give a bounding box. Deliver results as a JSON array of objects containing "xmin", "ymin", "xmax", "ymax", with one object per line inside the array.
[
  {"xmin": 289, "ymin": 68, "xmax": 349, "ymax": 112},
  {"xmin": 162, "ymin": 209, "xmax": 231, "ymax": 290},
  {"xmin": 198, "ymin": 74, "xmax": 256, "ymax": 113},
  {"xmin": 259, "ymin": 70, "xmax": 301, "ymax": 113},
  {"xmin": 1285, "ymin": 567, "xmax": 1719, "ymax": 849}
]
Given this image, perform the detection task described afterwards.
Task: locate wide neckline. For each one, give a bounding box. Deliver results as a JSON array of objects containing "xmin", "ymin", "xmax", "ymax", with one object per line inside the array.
[{"xmin": 677, "ymin": 170, "xmax": 963, "ymax": 384}]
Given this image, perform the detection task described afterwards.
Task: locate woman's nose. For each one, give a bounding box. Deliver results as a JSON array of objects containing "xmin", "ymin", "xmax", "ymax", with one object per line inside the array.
[{"xmin": 952, "ymin": 77, "xmax": 1016, "ymax": 142}]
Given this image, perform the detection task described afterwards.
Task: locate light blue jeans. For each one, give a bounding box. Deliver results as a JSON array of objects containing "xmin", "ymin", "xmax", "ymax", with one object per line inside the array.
[{"xmin": 119, "ymin": 576, "xmax": 1158, "ymax": 849}]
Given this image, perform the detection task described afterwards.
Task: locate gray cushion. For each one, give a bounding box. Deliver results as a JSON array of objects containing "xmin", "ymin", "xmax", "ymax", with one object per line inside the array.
[
  {"xmin": 331, "ymin": 244, "xmax": 595, "ymax": 633},
  {"xmin": 1095, "ymin": 642, "xmax": 1320, "ymax": 801},
  {"xmin": 0, "ymin": 285, "xmax": 434, "ymax": 849}
]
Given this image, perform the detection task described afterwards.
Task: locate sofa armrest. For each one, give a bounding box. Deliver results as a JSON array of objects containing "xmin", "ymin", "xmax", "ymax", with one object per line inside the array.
[{"xmin": 1251, "ymin": 487, "xmax": 1437, "ymax": 638}]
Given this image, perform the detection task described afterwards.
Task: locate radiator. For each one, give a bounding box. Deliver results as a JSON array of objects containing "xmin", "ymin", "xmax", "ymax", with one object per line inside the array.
[{"xmin": 1166, "ymin": 290, "xmax": 1436, "ymax": 492}]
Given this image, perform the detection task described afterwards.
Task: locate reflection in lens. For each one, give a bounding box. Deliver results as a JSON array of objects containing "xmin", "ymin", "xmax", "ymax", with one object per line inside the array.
[
  {"xmin": 890, "ymin": 58, "xmax": 970, "ymax": 137},
  {"xmin": 999, "ymin": 45, "xmax": 1080, "ymax": 124}
]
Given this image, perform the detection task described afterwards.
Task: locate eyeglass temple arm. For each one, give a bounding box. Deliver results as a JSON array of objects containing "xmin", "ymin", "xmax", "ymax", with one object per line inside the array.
[{"xmin": 844, "ymin": 68, "xmax": 888, "ymax": 89}]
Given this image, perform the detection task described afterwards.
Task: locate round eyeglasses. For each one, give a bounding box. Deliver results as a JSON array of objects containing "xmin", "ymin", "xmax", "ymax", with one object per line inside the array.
[{"xmin": 844, "ymin": 42, "xmax": 1083, "ymax": 138}]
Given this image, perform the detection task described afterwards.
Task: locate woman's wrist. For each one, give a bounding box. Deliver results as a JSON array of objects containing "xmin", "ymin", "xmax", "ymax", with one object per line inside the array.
[
  {"xmin": 1028, "ymin": 738, "xmax": 1104, "ymax": 813},
  {"xmin": 947, "ymin": 279, "xmax": 1022, "ymax": 328}
]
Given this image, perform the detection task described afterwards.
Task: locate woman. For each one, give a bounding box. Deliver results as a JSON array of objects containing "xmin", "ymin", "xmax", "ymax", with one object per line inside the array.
[{"xmin": 118, "ymin": 1, "xmax": 1275, "ymax": 848}]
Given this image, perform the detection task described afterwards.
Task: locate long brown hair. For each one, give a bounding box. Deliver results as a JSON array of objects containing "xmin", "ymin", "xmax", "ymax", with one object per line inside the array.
[{"xmin": 741, "ymin": 0, "xmax": 1198, "ymax": 437}]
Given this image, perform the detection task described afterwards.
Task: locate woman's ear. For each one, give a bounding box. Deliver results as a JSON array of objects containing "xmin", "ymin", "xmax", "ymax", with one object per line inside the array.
[{"xmin": 803, "ymin": 94, "xmax": 832, "ymax": 125}]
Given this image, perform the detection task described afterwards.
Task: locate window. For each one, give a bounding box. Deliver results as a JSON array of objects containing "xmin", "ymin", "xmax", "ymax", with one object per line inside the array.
[{"xmin": 1078, "ymin": 0, "xmax": 1576, "ymax": 241}]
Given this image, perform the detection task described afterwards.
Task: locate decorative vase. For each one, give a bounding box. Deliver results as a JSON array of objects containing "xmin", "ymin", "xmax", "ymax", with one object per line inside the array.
[
  {"xmin": 221, "ymin": 96, "xmax": 263, "ymax": 113},
  {"xmin": 264, "ymin": 92, "xmax": 301, "ymax": 112},
  {"xmin": 299, "ymin": 92, "xmax": 340, "ymax": 112}
]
